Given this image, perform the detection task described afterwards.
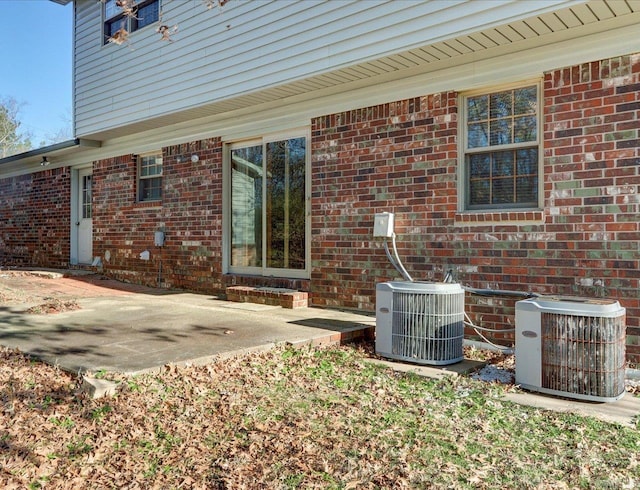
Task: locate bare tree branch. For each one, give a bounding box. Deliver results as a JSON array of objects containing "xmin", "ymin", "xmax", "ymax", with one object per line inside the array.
[{"xmin": 0, "ymin": 97, "xmax": 32, "ymax": 158}]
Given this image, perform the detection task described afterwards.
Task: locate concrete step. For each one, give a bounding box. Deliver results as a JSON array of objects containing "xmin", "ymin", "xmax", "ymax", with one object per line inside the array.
[{"xmin": 226, "ymin": 285, "xmax": 308, "ymax": 309}]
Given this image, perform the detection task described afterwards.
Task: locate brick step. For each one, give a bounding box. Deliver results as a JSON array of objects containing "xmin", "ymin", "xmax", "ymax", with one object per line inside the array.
[{"xmin": 225, "ymin": 286, "xmax": 308, "ymax": 309}]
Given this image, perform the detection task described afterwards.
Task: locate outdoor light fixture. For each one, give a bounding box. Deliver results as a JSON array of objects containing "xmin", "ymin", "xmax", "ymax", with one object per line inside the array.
[
  {"xmin": 191, "ymin": 154, "xmax": 199, "ymax": 163},
  {"xmin": 40, "ymin": 157, "xmax": 50, "ymax": 166}
]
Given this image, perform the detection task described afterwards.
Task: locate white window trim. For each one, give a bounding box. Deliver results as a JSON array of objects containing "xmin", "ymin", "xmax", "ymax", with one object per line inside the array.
[
  {"xmin": 458, "ymin": 79, "xmax": 543, "ymax": 213},
  {"xmin": 137, "ymin": 151, "xmax": 163, "ymax": 202},
  {"xmin": 223, "ymin": 129, "xmax": 311, "ymax": 280}
]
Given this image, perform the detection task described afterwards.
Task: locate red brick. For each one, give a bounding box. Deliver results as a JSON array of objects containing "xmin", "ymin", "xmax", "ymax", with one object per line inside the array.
[{"xmin": 2, "ymin": 53, "xmax": 639, "ymax": 362}]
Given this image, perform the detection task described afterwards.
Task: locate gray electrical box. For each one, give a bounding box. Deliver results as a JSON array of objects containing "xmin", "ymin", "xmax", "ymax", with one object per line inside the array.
[
  {"xmin": 373, "ymin": 212, "xmax": 394, "ymax": 238},
  {"xmin": 154, "ymin": 231, "xmax": 165, "ymax": 247}
]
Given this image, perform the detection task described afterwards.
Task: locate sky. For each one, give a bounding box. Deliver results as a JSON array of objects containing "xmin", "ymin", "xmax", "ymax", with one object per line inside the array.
[{"xmin": 0, "ymin": 0, "xmax": 73, "ymax": 147}]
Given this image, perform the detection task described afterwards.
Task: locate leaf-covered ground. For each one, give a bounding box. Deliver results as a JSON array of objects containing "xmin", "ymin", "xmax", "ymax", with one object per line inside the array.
[
  {"xmin": 1, "ymin": 344, "xmax": 639, "ymax": 489},
  {"xmin": 0, "ymin": 271, "xmax": 84, "ymax": 314}
]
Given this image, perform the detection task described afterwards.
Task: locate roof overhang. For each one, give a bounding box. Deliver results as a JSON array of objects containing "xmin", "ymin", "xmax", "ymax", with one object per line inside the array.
[
  {"xmin": 0, "ymin": 139, "xmax": 101, "ymax": 176},
  {"xmin": 49, "ymin": 0, "xmax": 72, "ymax": 5}
]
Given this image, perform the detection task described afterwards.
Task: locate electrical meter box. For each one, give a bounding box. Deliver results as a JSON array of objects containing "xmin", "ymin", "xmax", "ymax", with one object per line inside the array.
[
  {"xmin": 373, "ymin": 212, "xmax": 394, "ymax": 238},
  {"xmin": 154, "ymin": 231, "xmax": 165, "ymax": 247}
]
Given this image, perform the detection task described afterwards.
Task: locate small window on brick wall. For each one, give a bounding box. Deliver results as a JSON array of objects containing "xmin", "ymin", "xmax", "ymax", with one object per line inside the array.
[
  {"xmin": 462, "ymin": 83, "xmax": 540, "ymax": 210},
  {"xmin": 138, "ymin": 153, "xmax": 162, "ymax": 202}
]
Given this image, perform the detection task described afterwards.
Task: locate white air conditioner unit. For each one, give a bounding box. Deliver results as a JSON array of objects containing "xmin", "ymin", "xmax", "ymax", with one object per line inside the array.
[
  {"xmin": 515, "ymin": 296, "xmax": 626, "ymax": 402},
  {"xmin": 376, "ymin": 281, "xmax": 465, "ymax": 365}
]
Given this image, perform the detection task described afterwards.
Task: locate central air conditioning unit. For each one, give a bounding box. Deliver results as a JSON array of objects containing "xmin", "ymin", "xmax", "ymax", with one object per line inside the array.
[
  {"xmin": 515, "ymin": 296, "xmax": 626, "ymax": 402},
  {"xmin": 376, "ymin": 281, "xmax": 465, "ymax": 365}
]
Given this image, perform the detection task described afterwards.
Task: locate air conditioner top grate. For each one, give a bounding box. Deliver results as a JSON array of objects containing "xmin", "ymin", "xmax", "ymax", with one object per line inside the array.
[
  {"xmin": 516, "ymin": 296, "xmax": 625, "ymax": 318},
  {"xmin": 536, "ymin": 296, "xmax": 619, "ymax": 305},
  {"xmin": 376, "ymin": 281, "xmax": 463, "ymax": 295}
]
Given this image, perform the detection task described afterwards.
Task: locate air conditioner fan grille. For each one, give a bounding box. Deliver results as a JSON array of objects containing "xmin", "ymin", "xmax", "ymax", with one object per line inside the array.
[
  {"xmin": 391, "ymin": 291, "xmax": 464, "ymax": 364},
  {"xmin": 541, "ymin": 312, "xmax": 626, "ymax": 399}
]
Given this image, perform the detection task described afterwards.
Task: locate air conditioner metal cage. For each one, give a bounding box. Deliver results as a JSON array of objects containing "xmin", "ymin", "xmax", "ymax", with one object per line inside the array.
[
  {"xmin": 515, "ymin": 296, "xmax": 626, "ymax": 402},
  {"xmin": 376, "ymin": 281, "xmax": 465, "ymax": 365}
]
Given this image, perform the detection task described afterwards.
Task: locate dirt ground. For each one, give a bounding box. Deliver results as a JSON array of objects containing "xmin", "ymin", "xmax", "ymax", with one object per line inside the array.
[{"xmin": 0, "ymin": 270, "xmax": 145, "ymax": 314}]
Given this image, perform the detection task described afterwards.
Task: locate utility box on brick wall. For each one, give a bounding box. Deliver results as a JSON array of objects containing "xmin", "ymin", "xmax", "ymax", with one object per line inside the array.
[{"xmin": 373, "ymin": 212, "xmax": 394, "ymax": 238}]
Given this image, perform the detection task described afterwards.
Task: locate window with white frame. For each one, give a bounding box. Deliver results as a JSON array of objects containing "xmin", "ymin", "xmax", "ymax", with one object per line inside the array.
[
  {"xmin": 103, "ymin": 0, "xmax": 160, "ymax": 44},
  {"xmin": 463, "ymin": 84, "xmax": 540, "ymax": 209},
  {"xmin": 138, "ymin": 153, "xmax": 162, "ymax": 202},
  {"xmin": 227, "ymin": 133, "xmax": 309, "ymax": 278},
  {"xmin": 82, "ymin": 174, "xmax": 92, "ymax": 219}
]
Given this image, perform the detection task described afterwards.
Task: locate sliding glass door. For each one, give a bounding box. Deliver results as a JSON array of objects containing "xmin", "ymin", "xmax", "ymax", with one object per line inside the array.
[{"xmin": 228, "ymin": 133, "xmax": 309, "ymax": 278}]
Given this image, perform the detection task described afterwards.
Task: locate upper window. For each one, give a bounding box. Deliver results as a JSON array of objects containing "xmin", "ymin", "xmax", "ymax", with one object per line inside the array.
[
  {"xmin": 227, "ymin": 134, "xmax": 309, "ymax": 278},
  {"xmin": 138, "ymin": 153, "xmax": 162, "ymax": 202},
  {"xmin": 463, "ymin": 84, "xmax": 540, "ymax": 210},
  {"xmin": 104, "ymin": 0, "xmax": 160, "ymax": 44}
]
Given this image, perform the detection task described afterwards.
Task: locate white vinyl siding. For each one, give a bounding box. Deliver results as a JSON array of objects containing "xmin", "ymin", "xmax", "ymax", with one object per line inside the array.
[{"xmin": 73, "ymin": 0, "xmax": 583, "ymax": 137}]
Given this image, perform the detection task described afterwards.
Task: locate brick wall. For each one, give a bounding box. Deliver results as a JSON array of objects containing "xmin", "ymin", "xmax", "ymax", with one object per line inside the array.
[
  {"xmin": 0, "ymin": 167, "xmax": 71, "ymax": 268},
  {"xmin": 311, "ymin": 94, "xmax": 459, "ymax": 311},
  {"xmin": 92, "ymin": 137, "xmax": 310, "ymax": 295},
  {"xmin": 162, "ymin": 138, "xmax": 224, "ymax": 292},
  {"xmin": 311, "ymin": 53, "xmax": 640, "ymax": 359},
  {"xmin": 544, "ymin": 54, "xmax": 640, "ymax": 357},
  {"xmin": 93, "ymin": 153, "xmax": 158, "ymax": 283},
  {"xmin": 0, "ymin": 52, "xmax": 636, "ymax": 361},
  {"xmin": 93, "ymin": 139, "xmax": 226, "ymax": 293}
]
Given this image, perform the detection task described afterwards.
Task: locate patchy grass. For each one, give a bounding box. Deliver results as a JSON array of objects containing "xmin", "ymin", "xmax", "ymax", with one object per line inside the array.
[{"xmin": 1, "ymin": 344, "xmax": 639, "ymax": 489}]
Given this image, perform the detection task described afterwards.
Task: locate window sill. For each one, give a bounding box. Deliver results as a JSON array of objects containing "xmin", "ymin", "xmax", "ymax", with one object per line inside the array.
[
  {"xmin": 134, "ymin": 200, "xmax": 162, "ymax": 210},
  {"xmin": 455, "ymin": 209, "xmax": 544, "ymax": 225}
]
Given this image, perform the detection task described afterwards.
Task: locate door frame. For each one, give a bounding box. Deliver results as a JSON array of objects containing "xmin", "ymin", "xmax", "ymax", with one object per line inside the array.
[{"xmin": 70, "ymin": 165, "xmax": 93, "ymax": 265}]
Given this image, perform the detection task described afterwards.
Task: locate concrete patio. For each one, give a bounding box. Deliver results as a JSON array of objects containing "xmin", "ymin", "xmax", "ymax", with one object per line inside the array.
[
  {"xmin": 0, "ymin": 270, "xmax": 375, "ymax": 374},
  {"xmin": 0, "ymin": 269, "xmax": 638, "ymax": 427}
]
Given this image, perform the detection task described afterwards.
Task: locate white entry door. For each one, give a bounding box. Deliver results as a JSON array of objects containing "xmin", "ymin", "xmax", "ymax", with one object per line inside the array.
[{"xmin": 77, "ymin": 168, "xmax": 93, "ymax": 264}]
